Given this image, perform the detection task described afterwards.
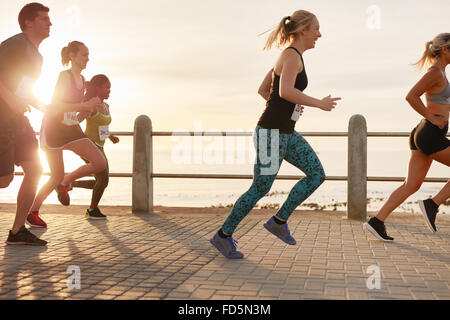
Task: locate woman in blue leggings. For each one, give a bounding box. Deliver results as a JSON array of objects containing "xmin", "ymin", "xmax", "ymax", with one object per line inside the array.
[{"xmin": 210, "ymin": 10, "xmax": 341, "ymax": 259}]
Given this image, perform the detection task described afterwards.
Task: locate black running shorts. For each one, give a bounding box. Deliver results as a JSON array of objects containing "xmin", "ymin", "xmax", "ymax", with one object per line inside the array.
[
  {"xmin": 409, "ymin": 119, "xmax": 450, "ymax": 156},
  {"xmin": 0, "ymin": 117, "xmax": 39, "ymax": 176}
]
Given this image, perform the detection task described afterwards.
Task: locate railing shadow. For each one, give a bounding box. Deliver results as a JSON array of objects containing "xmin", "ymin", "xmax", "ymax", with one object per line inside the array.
[{"xmin": 390, "ymin": 242, "xmax": 450, "ymax": 265}]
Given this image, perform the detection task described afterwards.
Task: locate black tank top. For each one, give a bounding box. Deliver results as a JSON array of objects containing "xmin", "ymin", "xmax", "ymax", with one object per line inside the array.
[{"xmin": 257, "ymin": 47, "xmax": 308, "ymax": 133}]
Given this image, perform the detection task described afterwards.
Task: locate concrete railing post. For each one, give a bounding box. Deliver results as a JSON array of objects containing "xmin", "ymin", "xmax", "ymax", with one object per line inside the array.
[
  {"xmin": 132, "ymin": 115, "xmax": 153, "ymax": 214},
  {"xmin": 347, "ymin": 114, "xmax": 367, "ymax": 220}
]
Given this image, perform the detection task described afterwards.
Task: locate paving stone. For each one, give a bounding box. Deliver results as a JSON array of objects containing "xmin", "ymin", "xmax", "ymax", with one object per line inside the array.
[{"xmin": 0, "ymin": 208, "xmax": 449, "ymax": 300}]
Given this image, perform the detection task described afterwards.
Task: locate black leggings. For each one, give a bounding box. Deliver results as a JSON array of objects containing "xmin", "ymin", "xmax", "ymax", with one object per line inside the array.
[{"xmin": 72, "ymin": 145, "xmax": 109, "ymax": 206}]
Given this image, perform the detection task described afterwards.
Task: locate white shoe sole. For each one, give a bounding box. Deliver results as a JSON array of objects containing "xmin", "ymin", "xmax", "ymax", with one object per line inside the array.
[
  {"xmin": 25, "ymin": 221, "xmax": 47, "ymax": 229},
  {"xmin": 419, "ymin": 200, "xmax": 436, "ymax": 233},
  {"xmin": 364, "ymin": 222, "xmax": 393, "ymax": 242}
]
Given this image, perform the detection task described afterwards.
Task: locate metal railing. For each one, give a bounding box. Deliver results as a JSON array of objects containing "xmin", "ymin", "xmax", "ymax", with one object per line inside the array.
[
  {"xmin": 130, "ymin": 115, "xmax": 448, "ymax": 220},
  {"xmin": 142, "ymin": 131, "xmax": 447, "ymax": 183},
  {"xmin": 16, "ymin": 115, "xmax": 448, "ymax": 219}
]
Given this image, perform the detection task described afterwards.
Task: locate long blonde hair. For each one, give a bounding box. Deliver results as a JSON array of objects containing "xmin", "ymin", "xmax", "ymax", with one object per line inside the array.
[
  {"xmin": 414, "ymin": 33, "xmax": 450, "ymax": 70},
  {"xmin": 262, "ymin": 10, "xmax": 316, "ymax": 51}
]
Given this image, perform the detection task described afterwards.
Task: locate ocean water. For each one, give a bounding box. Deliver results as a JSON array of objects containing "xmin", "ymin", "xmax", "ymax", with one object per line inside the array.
[{"xmin": 1, "ymin": 135, "xmax": 448, "ymax": 214}]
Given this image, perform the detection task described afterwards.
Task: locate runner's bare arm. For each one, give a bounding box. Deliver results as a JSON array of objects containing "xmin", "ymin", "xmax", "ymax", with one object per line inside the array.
[
  {"xmin": 406, "ymin": 67, "xmax": 444, "ymax": 128},
  {"xmin": 47, "ymin": 72, "xmax": 99, "ymax": 114},
  {"xmin": 258, "ymin": 69, "xmax": 273, "ymax": 101},
  {"xmin": 0, "ymin": 79, "xmax": 29, "ymax": 115},
  {"xmin": 279, "ymin": 50, "xmax": 340, "ymax": 111}
]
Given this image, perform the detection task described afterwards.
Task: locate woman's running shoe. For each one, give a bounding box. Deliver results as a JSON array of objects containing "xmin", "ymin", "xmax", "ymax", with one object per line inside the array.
[
  {"xmin": 210, "ymin": 231, "xmax": 243, "ymax": 259},
  {"xmin": 26, "ymin": 211, "xmax": 47, "ymax": 228},
  {"xmin": 364, "ymin": 217, "xmax": 394, "ymax": 242},
  {"xmin": 85, "ymin": 207, "xmax": 107, "ymax": 220},
  {"xmin": 419, "ymin": 199, "xmax": 438, "ymax": 233},
  {"xmin": 263, "ymin": 217, "xmax": 297, "ymax": 245}
]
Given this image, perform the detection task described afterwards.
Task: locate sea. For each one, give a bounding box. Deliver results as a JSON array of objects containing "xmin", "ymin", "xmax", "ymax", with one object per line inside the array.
[{"xmin": 0, "ymin": 133, "xmax": 448, "ymax": 214}]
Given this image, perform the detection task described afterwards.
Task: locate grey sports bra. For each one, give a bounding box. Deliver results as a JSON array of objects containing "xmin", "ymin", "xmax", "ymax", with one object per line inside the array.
[{"xmin": 425, "ymin": 67, "xmax": 450, "ymax": 105}]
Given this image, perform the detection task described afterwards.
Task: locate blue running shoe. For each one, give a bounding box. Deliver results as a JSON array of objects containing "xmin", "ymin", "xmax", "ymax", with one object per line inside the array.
[
  {"xmin": 210, "ymin": 231, "xmax": 244, "ymax": 259},
  {"xmin": 263, "ymin": 217, "xmax": 296, "ymax": 245}
]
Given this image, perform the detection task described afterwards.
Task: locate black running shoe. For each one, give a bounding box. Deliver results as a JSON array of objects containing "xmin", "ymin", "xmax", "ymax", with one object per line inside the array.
[
  {"xmin": 419, "ymin": 199, "xmax": 438, "ymax": 233},
  {"xmin": 364, "ymin": 217, "xmax": 394, "ymax": 242},
  {"xmin": 85, "ymin": 207, "xmax": 107, "ymax": 220},
  {"xmin": 5, "ymin": 226, "xmax": 47, "ymax": 246}
]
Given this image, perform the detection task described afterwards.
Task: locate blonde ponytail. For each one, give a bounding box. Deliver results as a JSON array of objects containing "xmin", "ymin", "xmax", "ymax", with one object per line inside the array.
[
  {"xmin": 263, "ymin": 16, "xmax": 291, "ymax": 50},
  {"xmin": 61, "ymin": 41, "xmax": 86, "ymax": 67},
  {"xmin": 262, "ymin": 10, "xmax": 316, "ymax": 51},
  {"xmin": 414, "ymin": 33, "xmax": 450, "ymax": 70}
]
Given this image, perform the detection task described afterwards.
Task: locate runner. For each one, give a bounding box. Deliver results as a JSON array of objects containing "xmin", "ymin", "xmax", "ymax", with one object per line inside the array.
[
  {"xmin": 210, "ymin": 10, "xmax": 340, "ymax": 259},
  {"xmin": 365, "ymin": 33, "xmax": 450, "ymax": 241},
  {"xmin": 27, "ymin": 41, "xmax": 105, "ymax": 228},
  {"xmin": 1, "ymin": 3, "xmax": 51, "ymax": 245},
  {"xmin": 72, "ymin": 74, "xmax": 119, "ymax": 219}
]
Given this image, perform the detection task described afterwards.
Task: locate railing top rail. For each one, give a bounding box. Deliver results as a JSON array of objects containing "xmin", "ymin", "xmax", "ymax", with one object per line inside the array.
[
  {"xmin": 33, "ymin": 131, "xmax": 135, "ymax": 136},
  {"xmin": 31, "ymin": 131, "xmax": 449, "ymax": 137},
  {"xmin": 150, "ymin": 173, "xmax": 447, "ymax": 183},
  {"xmin": 12, "ymin": 171, "xmax": 448, "ymax": 183},
  {"xmin": 110, "ymin": 131, "xmax": 450, "ymax": 138},
  {"xmin": 152, "ymin": 131, "xmax": 348, "ymax": 137}
]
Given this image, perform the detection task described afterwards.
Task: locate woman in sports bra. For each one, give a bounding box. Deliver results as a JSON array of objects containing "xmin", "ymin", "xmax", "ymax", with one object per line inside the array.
[
  {"xmin": 26, "ymin": 41, "xmax": 107, "ymax": 228},
  {"xmin": 71, "ymin": 74, "xmax": 119, "ymax": 220},
  {"xmin": 210, "ymin": 10, "xmax": 341, "ymax": 259},
  {"xmin": 365, "ymin": 33, "xmax": 450, "ymax": 241}
]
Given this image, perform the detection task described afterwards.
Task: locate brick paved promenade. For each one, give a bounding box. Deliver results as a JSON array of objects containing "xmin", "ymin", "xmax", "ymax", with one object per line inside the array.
[{"xmin": 0, "ymin": 204, "xmax": 449, "ymax": 300}]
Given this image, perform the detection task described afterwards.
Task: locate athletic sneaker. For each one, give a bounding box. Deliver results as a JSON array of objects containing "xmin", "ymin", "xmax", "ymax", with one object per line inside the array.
[
  {"xmin": 210, "ymin": 231, "xmax": 244, "ymax": 259},
  {"xmin": 6, "ymin": 226, "xmax": 47, "ymax": 246},
  {"xmin": 364, "ymin": 217, "xmax": 394, "ymax": 242},
  {"xmin": 85, "ymin": 207, "xmax": 107, "ymax": 220},
  {"xmin": 26, "ymin": 211, "xmax": 47, "ymax": 228},
  {"xmin": 263, "ymin": 217, "xmax": 296, "ymax": 245},
  {"xmin": 419, "ymin": 199, "xmax": 438, "ymax": 233},
  {"xmin": 56, "ymin": 183, "xmax": 72, "ymax": 206}
]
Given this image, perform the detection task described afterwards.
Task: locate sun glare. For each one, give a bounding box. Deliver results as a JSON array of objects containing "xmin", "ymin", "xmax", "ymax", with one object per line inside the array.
[
  {"xmin": 33, "ymin": 40, "xmax": 60, "ymax": 104},
  {"xmin": 27, "ymin": 35, "xmax": 61, "ymax": 132}
]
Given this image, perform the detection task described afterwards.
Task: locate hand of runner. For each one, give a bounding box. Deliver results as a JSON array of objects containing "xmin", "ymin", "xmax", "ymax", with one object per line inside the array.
[
  {"xmin": 83, "ymin": 97, "xmax": 102, "ymax": 114},
  {"xmin": 429, "ymin": 114, "xmax": 447, "ymax": 129},
  {"xmin": 319, "ymin": 95, "xmax": 341, "ymax": 111},
  {"xmin": 109, "ymin": 135, "xmax": 120, "ymax": 144},
  {"xmin": 78, "ymin": 110, "xmax": 92, "ymax": 119}
]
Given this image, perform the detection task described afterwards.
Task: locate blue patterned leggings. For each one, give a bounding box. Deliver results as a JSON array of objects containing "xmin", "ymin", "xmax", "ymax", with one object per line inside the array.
[{"xmin": 222, "ymin": 126, "xmax": 325, "ymax": 235}]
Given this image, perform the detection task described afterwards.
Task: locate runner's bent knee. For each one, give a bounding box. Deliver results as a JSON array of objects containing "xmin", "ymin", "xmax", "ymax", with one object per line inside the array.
[{"xmin": 0, "ymin": 174, "xmax": 14, "ymax": 188}]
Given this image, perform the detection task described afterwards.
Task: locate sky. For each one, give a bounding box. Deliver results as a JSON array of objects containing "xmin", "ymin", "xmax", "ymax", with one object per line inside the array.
[{"xmin": 0, "ymin": 0, "xmax": 449, "ymax": 134}]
